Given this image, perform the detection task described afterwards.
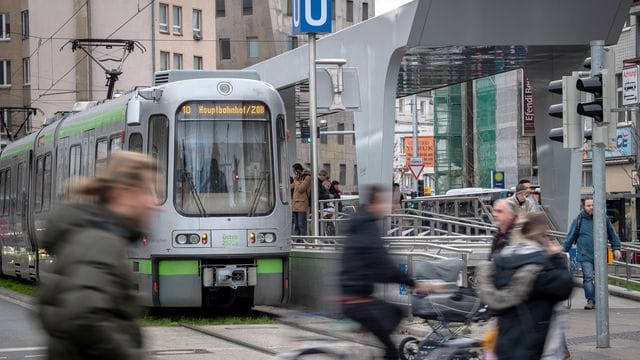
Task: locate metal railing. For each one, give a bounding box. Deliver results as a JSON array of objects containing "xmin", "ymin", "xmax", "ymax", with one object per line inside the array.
[{"xmin": 610, "ymin": 242, "xmax": 640, "ymax": 291}]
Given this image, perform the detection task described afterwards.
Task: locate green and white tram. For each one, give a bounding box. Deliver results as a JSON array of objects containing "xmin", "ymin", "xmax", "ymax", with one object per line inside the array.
[{"xmin": 0, "ymin": 70, "xmax": 291, "ymax": 307}]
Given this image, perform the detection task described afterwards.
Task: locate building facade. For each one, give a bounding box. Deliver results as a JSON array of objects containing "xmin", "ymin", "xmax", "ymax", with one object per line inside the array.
[{"xmin": 0, "ymin": 0, "xmax": 215, "ymax": 143}]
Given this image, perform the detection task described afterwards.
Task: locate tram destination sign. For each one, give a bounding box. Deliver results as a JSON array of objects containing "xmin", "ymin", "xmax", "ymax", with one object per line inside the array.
[{"xmin": 177, "ymin": 101, "xmax": 269, "ymax": 121}]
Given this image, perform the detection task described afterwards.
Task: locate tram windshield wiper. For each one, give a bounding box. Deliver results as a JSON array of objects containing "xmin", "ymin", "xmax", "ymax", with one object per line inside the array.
[
  {"xmin": 248, "ymin": 172, "xmax": 267, "ymax": 217},
  {"xmin": 181, "ymin": 140, "xmax": 207, "ymax": 217}
]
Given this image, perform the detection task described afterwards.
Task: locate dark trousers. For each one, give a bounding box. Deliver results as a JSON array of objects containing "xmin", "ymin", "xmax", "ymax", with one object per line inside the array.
[
  {"xmin": 292, "ymin": 211, "xmax": 308, "ymax": 236},
  {"xmin": 343, "ymin": 299, "xmax": 403, "ymax": 359}
]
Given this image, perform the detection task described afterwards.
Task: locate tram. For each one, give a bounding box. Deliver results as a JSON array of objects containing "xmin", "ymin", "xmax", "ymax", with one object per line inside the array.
[{"xmin": 0, "ymin": 70, "xmax": 291, "ymax": 307}]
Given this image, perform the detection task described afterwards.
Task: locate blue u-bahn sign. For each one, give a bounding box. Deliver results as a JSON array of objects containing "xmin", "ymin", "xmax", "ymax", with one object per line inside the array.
[{"xmin": 292, "ymin": 0, "xmax": 332, "ymax": 34}]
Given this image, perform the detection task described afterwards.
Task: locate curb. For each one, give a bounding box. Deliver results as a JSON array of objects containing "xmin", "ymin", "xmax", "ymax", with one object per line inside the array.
[
  {"xmin": 0, "ymin": 286, "xmax": 36, "ymax": 309},
  {"xmin": 573, "ymin": 279, "xmax": 640, "ymax": 302}
]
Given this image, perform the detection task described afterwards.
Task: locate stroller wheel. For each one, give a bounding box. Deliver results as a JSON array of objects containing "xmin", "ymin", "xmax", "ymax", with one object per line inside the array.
[{"xmin": 399, "ymin": 336, "xmax": 419, "ymax": 360}]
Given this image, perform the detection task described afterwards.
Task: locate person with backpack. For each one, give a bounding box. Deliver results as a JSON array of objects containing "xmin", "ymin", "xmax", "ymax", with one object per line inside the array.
[{"xmin": 562, "ymin": 197, "xmax": 621, "ymax": 310}]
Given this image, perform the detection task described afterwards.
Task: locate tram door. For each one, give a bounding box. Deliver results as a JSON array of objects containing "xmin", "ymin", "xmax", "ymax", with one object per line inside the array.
[{"xmin": 82, "ymin": 130, "xmax": 95, "ymax": 177}]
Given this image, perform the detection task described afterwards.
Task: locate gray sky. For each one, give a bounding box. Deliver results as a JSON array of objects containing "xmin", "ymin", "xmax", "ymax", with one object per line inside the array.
[{"xmin": 375, "ymin": 0, "xmax": 413, "ymax": 16}]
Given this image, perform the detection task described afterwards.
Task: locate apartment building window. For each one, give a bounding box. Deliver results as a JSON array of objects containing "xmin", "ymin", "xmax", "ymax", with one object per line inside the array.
[
  {"xmin": 398, "ymin": 99, "xmax": 404, "ymax": 113},
  {"xmin": 0, "ymin": 13, "xmax": 9, "ymax": 40},
  {"xmin": 332, "ymin": 0, "xmax": 336, "ymax": 20},
  {"xmin": 22, "ymin": 58, "xmax": 29, "ymax": 85},
  {"xmin": 173, "ymin": 6, "xmax": 182, "ymax": 35},
  {"xmin": 288, "ymin": 36, "xmax": 298, "ymax": 50},
  {"xmin": 159, "ymin": 4, "xmax": 169, "ymax": 33},
  {"xmin": 21, "ymin": 11, "xmax": 28, "ymax": 39},
  {"xmin": 220, "ymin": 38, "xmax": 231, "ymax": 60},
  {"xmin": 323, "ymin": 164, "xmax": 331, "ymax": 178},
  {"xmin": 216, "ymin": 0, "xmax": 225, "ymax": 17},
  {"xmin": 337, "ymin": 123, "xmax": 344, "ymax": 144},
  {"xmin": 353, "ymin": 165, "xmax": 358, "ymax": 187},
  {"xmin": 173, "ymin": 53, "xmax": 183, "ymax": 69},
  {"xmin": 352, "ymin": 124, "xmax": 355, "ymax": 145},
  {"xmin": 0, "ymin": 60, "xmax": 10, "ymax": 86},
  {"xmin": 159, "ymin": 51, "xmax": 169, "ymax": 70},
  {"xmin": 346, "ymin": 1, "xmax": 353, "ymax": 22},
  {"xmin": 362, "ymin": 2, "xmax": 369, "ymax": 20},
  {"xmin": 286, "ymin": 0, "xmax": 293, "ymax": 16},
  {"xmin": 339, "ymin": 164, "xmax": 346, "ymax": 185},
  {"xmin": 192, "ymin": 9, "xmax": 202, "ymax": 39},
  {"xmin": 247, "ymin": 37, "xmax": 259, "ymax": 58},
  {"xmin": 243, "ymin": 0, "xmax": 253, "ymax": 15},
  {"xmin": 193, "ymin": 56, "xmax": 203, "ymax": 70},
  {"xmin": 420, "ymin": 100, "xmax": 426, "ymax": 115}
]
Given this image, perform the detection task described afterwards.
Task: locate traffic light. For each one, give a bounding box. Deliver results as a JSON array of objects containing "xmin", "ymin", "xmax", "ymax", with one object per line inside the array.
[
  {"xmin": 300, "ymin": 125, "xmax": 311, "ymax": 143},
  {"xmin": 548, "ymin": 73, "xmax": 582, "ymax": 148},
  {"xmin": 576, "ymin": 48, "xmax": 617, "ymax": 149}
]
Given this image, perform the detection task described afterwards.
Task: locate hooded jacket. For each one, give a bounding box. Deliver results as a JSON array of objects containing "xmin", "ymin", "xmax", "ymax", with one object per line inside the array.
[
  {"xmin": 38, "ymin": 203, "xmax": 144, "ymax": 360},
  {"xmin": 477, "ymin": 237, "xmax": 573, "ymax": 360},
  {"xmin": 562, "ymin": 209, "xmax": 621, "ymax": 263},
  {"xmin": 340, "ymin": 208, "xmax": 414, "ymax": 297}
]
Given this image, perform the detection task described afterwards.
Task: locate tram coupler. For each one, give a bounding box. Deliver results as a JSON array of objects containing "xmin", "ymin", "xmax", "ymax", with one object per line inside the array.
[{"xmin": 202, "ymin": 265, "xmax": 257, "ymax": 289}]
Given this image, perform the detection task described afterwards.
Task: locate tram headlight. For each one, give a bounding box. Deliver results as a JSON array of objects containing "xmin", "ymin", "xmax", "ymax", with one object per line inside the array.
[
  {"xmin": 189, "ymin": 234, "xmax": 200, "ymax": 244},
  {"xmin": 264, "ymin": 233, "xmax": 275, "ymax": 243},
  {"xmin": 176, "ymin": 234, "xmax": 188, "ymax": 245}
]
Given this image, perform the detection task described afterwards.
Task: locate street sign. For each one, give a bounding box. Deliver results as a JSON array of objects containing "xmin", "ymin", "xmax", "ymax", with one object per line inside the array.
[
  {"xmin": 409, "ymin": 157, "xmax": 424, "ymax": 180},
  {"xmin": 491, "ymin": 170, "xmax": 505, "ymax": 189},
  {"xmin": 292, "ymin": 0, "xmax": 332, "ymax": 34},
  {"xmin": 622, "ymin": 66, "xmax": 639, "ymax": 106}
]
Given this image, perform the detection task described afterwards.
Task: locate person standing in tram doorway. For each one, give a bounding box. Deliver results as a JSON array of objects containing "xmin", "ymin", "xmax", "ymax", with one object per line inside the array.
[{"xmin": 37, "ymin": 152, "xmax": 159, "ymax": 360}]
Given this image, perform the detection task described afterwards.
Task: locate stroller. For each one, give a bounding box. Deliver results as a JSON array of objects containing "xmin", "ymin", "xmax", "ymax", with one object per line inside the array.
[{"xmin": 399, "ymin": 258, "xmax": 487, "ymax": 360}]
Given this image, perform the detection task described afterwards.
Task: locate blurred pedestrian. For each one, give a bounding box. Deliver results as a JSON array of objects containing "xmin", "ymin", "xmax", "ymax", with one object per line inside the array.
[
  {"xmin": 329, "ymin": 180, "xmax": 342, "ymax": 212},
  {"xmin": 291, "ymin": 163, "xmax": 311, "ymax": 236},
  {"xmin": 339, "ymin": 184, "xmax": 434, "ymax": 360},
  {"xmin": 508, "ymin": 183, "xmax": 533, "ymax": 216},
  {"xmin": 391, "ymin": 183, "xmax": 405, "ymax": 211},
  {"xmin": 489, "ymin": 199, "xmax": 518, "ymax": 259},
  {"xmin": 477, "ymin": 212, "xmax": 574, "ymax": 360},
  {"xmin": 519, "ymin": 179, "xmax": 542, "ymax": 212},
  {"xmin": 562, "ymin": 197, "xmax": 621, "ymax": 310},
  {"xmin": 37, "ymin": 152, "xmax": 158, "ymax": 360}
]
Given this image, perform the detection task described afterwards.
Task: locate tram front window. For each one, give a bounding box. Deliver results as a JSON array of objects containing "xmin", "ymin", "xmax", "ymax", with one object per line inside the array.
[{"xmin": 175, "ymin": 101, "xmax": 274, "ymax": 216}]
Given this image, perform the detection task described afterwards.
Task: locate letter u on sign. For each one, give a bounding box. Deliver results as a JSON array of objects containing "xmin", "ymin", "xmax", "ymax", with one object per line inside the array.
[{"xmin": 292, "ymin": 0, "xmax": 332, "ymax": 34}]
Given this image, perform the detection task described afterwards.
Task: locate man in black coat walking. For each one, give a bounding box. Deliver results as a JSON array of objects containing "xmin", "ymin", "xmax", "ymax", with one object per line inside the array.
[{"xmin": 340, "ymin": 184, "xmax": 433, "ymax": 360}]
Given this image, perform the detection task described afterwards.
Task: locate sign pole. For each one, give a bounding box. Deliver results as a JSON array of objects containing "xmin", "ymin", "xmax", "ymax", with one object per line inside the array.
[
  {"xmin": 412, "ymin": 95, "xmax": 419, "ymax": 194},
  {"xmin": 309, "ymin": 33, "xmax": 320, "ymax": 237}
]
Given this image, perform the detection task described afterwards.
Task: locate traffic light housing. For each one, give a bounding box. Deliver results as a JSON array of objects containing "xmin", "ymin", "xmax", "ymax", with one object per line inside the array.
[
  {"xmin": 548, "ymin": 74, "xmax": 582, "ymax": 149},
  {"xmin": 576, "ymin": 49, "xmax": 617, "ymax": 149}
]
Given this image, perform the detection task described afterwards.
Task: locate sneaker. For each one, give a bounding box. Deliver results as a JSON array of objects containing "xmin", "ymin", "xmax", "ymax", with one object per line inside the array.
[{"xmin": 584, "ymin": 302, "xmax": 595, "ymax": 310}]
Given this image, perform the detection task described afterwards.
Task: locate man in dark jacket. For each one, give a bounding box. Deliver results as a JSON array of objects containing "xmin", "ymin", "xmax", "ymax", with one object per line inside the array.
[
  {"xmin": 562, "ymin": 198, "xmax": 621, "ymax": 309},
  {"xmin": 340, "ymin": 184, "xmax": 433, "ymax": 360},
  {"xmin": 38, "ymin": 152, "xmax": 158, "ymax": 360}
]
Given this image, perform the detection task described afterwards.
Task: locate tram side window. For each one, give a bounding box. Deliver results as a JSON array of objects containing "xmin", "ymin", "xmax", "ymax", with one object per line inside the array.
[
  {"xmin": 35, "ymin": 156, "xmax": 44, "ymax": 212},
  {"xmin": 0, "ymin": 169, "xmax": 6, "ymax": 216},
  {"xmin": 16, "ymin": 162, "xmax": 23, "ymax": 215},
  {"xmin": 69, "ymin": 145, "xmax": 82, "ymax": 190},
  {"xmin": 110, "ymin": 134, "xmax": 122, "ymax": 154},
  {"xmin": 43, "ymin": 153, "xmax": 52, "ymax": 211},
  {"xmin": 148, "ymin": 115, "xmax": 168, "ymax": 203},
  {"xmin": 276, "ymin": 114, "xmax": 289, "ymax": 204},
  {"xmin": 4, "ymin": 169, "xmax": 10, "ymax": 216},
  {"xmin": 129, "ymin": 133, "xmax": 143, "ymax": 153},
  {"xmin": 95, "ymin": 138, "xmax": 108, "ymax": 174}
]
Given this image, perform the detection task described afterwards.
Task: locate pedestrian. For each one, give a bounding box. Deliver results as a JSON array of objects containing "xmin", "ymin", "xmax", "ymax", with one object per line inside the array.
[
  {"xmin": 507, "ymin": 183, "xmax": 533, "ymax": 216},
  {"xmin": 519, "ymin": 179, "xmax": 542, "ymax": 212},
  {"xmin": 391, "ymin": 183, "xmax": 405, "ymax": 211},
  {"xmin": 317, "ymin": 169, "xmax": 333, "ymax": 201},
  {"xmin": 562, "ymin": 197, "xmax": 621, "ymax": 310},
  {"xmin": 329, "ymin": 180, "xmax": 342, "ymax": 212},
  {"xmin": 37, "ymin": 152, "xmax": 158, "ymax": 360},
  {"xmin": 489, "ymin": 199, "xmax": 519, "ymax": 259},
  {"xmin": 291, "ymin": 163, "xmax": 312, "ymax": 236},
  {"xmin": 339, "ymin": 184, "xmax": 435, "ymax": 360},
  {"xmin": 477, "ymin": 212, "xmax": 574, "ymax": 360}
]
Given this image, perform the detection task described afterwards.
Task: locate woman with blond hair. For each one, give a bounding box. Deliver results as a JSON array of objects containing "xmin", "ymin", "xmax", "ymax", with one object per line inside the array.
[
  {"xmin": 477, "ymin": 212, "xmax": 573, "ymax": 360},
  {"xmin": 38, "ymin": 152, "xmax": 158, "ymax": 360}
]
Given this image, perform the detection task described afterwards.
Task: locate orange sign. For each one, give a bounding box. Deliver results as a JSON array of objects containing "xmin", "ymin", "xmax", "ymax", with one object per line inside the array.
[{"xmin": 405, "ymin": 136, "xmax": 434, "ymax": 167}]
